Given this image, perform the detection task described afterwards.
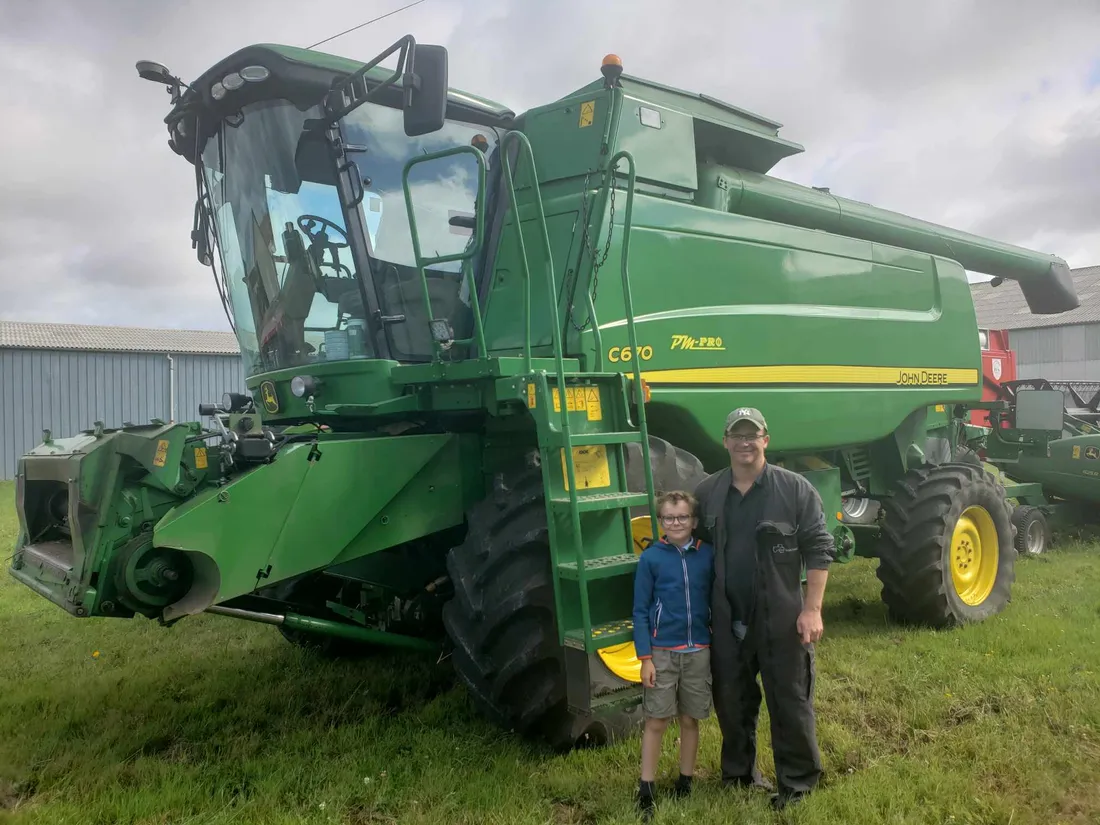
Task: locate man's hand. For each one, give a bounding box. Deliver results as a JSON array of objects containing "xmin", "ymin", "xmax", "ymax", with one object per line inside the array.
[
  {"xmin": 641, "ymin": 658, "xmax": 656, "ymax": 688},
  {"xmin": 797, "ymin": 607, "xmax": 824, "ymax": 645}
]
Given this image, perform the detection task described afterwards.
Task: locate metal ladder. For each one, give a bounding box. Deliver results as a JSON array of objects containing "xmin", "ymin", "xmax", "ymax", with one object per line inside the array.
[{"xmin": 499, "ymin": 133, "xmax": 659, "ymax": 665}]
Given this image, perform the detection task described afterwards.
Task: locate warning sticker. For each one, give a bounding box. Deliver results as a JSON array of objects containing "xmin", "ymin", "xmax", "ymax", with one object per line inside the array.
[
  {"xmin": 1073, "ymin": 446, "xmax": 1082, "ymax": 460},
  {"xmin": 561, "ymin": 445, "xmax": 611, "ymax": 490},
  {"xmin": 579, "ymin": 100, "xmax": 595, "ymax": 128},
  {"xmin": 527, "ymin": 383, "xmax": 536, "ymax": 408},
  {"xmin": 152, "ymin": 439, "xmax": 169, "ymax": 468},
  {"xmin": 585, "ymin": 387, "xmax": 603, "ymax": 421},
  {"xmin": 194, "ymin": 447, "xmax": 208, "ymax": 469}
]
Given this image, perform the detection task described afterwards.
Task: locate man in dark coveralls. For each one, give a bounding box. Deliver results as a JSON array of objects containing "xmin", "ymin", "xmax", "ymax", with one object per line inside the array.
[{"xmin": 693, "ymin": 407, "xmax": 835, "ymax": 810}]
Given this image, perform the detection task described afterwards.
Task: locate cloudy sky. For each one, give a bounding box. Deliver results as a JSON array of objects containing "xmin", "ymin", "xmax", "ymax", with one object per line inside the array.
[{"xmin": 1, "ymin": 0, "xmax": 1097, "ymax": 333}]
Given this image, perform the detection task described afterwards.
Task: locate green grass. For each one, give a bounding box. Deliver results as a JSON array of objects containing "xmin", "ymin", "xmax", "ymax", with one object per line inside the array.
[{"xmin": 1, "ymin": 480, "xmax": 1098, "ymax": 825}]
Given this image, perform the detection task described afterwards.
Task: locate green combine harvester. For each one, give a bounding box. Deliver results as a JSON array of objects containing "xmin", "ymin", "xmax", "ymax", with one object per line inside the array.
[{"xmin": 9, "ymin": 39, "xmax": 1079, "ymax": 748}]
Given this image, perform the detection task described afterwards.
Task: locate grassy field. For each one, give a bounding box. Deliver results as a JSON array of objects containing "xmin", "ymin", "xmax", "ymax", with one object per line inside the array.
[{"xmin": 1, "ymin": 480, "xmax": 1098, "ymax": 825}]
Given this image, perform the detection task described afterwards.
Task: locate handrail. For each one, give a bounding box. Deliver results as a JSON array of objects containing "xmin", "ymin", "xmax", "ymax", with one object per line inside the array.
[
  {"xmin": 401, "ymin": 145, "xmax": 488, "ymax": 361},
  {"xmin": 606, "ymin": 150, "xmax": 659, "ymax": 544}
]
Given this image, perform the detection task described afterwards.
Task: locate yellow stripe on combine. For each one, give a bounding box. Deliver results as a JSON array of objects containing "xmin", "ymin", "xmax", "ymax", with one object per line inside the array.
[{"xmin": 639, "ymin": 365, "xmax": 980, "ymax": 387}]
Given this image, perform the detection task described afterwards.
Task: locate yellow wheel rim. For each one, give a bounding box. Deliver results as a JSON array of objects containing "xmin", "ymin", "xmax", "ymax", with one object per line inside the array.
[
  {"xmin": 595, "ymin": 516, "xmax": 658, "ymax": 684},
  {"xmin": 950, "ymin": 505, "xmax": 999, "ymax": 606}
]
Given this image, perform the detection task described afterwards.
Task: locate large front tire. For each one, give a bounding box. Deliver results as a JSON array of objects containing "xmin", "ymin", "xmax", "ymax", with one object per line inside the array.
[
  {"xmin": 876, "ymin": 463, "xmax": 1016, "ymax": 627},
  {"xmin": 442, "ymin": 437, "xmax": 706, "ymax": 750}
]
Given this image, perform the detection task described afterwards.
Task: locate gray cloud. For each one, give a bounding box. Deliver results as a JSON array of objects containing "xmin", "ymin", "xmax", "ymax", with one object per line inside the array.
[{"xmin": 0, "ymin": 0, "xmax": 1096, "ymax": 334}]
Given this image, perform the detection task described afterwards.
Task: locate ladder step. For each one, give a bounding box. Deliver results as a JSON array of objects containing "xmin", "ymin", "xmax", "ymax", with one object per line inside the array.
[
  {"xmin": 560, "ymin": 432, "xmax": 643, "ymax": 447},
  {"xmin": 588, "ymin": 685, "xmax": 642, "ymax": 712},
  {"xmin": 550, "ymin": 492, "xmax": 650, "ymax": 512},
  {"xmin": 565, "ymin": 619, "xmax": 635, "ymax": 651},
  {"xmin": 558, "ymin": 553, "xmax": 638, "ymax": 581}
]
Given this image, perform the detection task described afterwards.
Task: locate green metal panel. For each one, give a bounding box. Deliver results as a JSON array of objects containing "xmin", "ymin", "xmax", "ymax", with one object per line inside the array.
[
  {"xmin": 575, "ymin": 191, "xmax": 979, "ymax": 468},
  {"xmin": 520, "ymin": 90, "xmax": 613, "ymax": 185},
  {"xmin": 616, "ymin": 95, "xmax": 697, "ymax": 193},
  {"xmin": 153, "ymin": 434, "xmax": 472, "ymax": 603}
]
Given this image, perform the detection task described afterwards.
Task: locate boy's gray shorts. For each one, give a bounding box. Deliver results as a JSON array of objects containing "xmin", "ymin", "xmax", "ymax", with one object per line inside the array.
[{"xmin": 643, "ymin": 647, "xmax": 712, "ymax": 720}]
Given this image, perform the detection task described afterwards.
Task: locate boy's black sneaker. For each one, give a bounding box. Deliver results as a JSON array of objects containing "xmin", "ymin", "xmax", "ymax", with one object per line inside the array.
[
  {"xmin": 637, "ymin": 780, "xmax": 656, "ymax": 819},
  {"xmin": 673, "ymin": 773, "xmax": 693, "ymax": 798}
]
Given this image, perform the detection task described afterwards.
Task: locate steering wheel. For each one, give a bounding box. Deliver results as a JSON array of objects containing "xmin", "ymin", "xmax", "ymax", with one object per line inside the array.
[
  {"xmin": 297, "ymin": 214, "xmax": 353, "ymax": 279},
  {"xmin": 297, "ymin": 214, "xmax": 349, "ymax": 248}
]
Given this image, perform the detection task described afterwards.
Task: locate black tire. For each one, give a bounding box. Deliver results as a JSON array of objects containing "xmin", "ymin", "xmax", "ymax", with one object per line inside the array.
[
  {"xmin": 954, "ymin": 447, "xmax": 983, "ymax": 467},
  {"xmin": 876, "ymin": 462, "xmax": 1016, "ymax": 628},
  {"xmin": 442, "ymin": 436, "xmax": 706, "ymax": 750},
  {"xmin": 1011, "ymin": 505, "xmax": 1051, "ymax": 556}
]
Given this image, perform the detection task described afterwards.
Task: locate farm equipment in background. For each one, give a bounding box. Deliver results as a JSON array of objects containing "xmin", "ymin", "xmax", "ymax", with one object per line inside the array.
[
  {"xmin": 973, "ymin": 329, "xmax": 1017, "ymax": 427},
  {"xmin": 9, "ymin": 39, "xmax": 1079, "ymax": 749},
  {"xmin": 972, "ymin": 376, "xmax": 1100, "ymax": 554}
]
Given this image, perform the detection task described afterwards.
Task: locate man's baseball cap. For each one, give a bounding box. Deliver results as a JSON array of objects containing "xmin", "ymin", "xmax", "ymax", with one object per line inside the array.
[{"xmin": 724, "ymin": 406, "xmax": 768, "ymax": 434}]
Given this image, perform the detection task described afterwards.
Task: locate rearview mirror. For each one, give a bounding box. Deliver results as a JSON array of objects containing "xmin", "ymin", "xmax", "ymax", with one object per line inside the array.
[
  {"xmin": 1014, "ymin": 388, "xmax": 1064, "ymax": 433},
  {"xmin": 404, "ymin": 44, "xmax": 448, "ymax": 137}
]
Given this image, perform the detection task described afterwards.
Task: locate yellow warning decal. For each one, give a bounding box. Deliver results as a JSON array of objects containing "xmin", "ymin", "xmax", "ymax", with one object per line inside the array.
[
  {"xmin": 585, "ymin": 387, "xmax": 603, "ymax": 421},
  {"xmin": 527, "ymin": 383, "xmax": 536, "ymax": 408},
  {"xmin": 152, "ymin": 439, "xmax": 169, "ymax": 468},
  {"xmin": 579, "ymin": 100, "xmax": 595, "ymax": 128},
  {"xmin": 1073, "ymin": 446, "xmax": 1082, "ymax": 460},
  {"xmin": 562, "ymin": 445, "xmax": 611, "ymax": 490},
  {"xmin": 639, "ymin": 365, "xmax": 980, "ymax": 387},
  {"xmin": 194, "ymin": 447, "xmax": 208, "ymax": 469}
]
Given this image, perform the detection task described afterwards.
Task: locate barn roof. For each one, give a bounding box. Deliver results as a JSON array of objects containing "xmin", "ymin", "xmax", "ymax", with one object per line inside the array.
[
  {"xmin": 0, "ymin": 321, "xmax": 240, "ymax": 356},
  {"xmin": 972, "ymin": 266, "xmax": 1100, "ymax": 331}
]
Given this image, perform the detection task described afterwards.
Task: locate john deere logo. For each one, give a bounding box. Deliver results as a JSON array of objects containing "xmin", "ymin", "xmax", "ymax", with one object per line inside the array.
[
  {"xmin": 1086, "ymin": 446, "xmax": 1100, "ymax": 461},
  {"xmin": 260, "ymin": 381, "xmax": 279, "ymax": 414}
]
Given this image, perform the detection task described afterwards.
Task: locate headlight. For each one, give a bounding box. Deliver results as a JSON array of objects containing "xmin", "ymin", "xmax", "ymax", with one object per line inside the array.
[
  {"xmin": 290, "ymin": 375, "xmax": 319, "ymax": 398},
  {"xmin": 210, "ymin": 81, "xmax": 227, "ymax": 100}
]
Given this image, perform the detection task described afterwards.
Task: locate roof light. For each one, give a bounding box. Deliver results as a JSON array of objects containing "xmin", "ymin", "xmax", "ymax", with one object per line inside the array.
[
  {"xmin": 211, "ymin": 81, "xmax": 227, "ymax": 100},
  {"xmin": 239, "ymin": 65, "xmax": 270, "ymax": 83},
  {"xmin": 222, "ymin": 72, "xmax": 245, "ymax": 91}
]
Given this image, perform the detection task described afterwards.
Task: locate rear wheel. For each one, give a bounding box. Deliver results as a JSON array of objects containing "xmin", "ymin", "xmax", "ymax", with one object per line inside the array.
[
  {"xmin": 876, "ymin": 462, "xmax": 1016, "ymax": 627},
  {"xmin": 442, "ymin": 437, "xmax": 706, "ymax": 750},
  {"xmin": 1012, "ymin": 505, "xmax": 1051, "ymax": 555}
]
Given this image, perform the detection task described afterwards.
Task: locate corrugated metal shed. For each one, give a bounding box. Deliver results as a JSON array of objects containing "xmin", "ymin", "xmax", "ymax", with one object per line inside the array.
[
  {"xmin": 972, "ymin": 265, "xmax": 1100, "ymax": 382},
  {"xmin": 0, "ymin": 321, "xmax": 240, "ymax": 354},
  {"xmin": 971, "ymin": 266, "xmax": 1100, "ymax": 330},
  {"xmin": 1, "ymin": 322, "xmax": 245, "ymax": 480}
]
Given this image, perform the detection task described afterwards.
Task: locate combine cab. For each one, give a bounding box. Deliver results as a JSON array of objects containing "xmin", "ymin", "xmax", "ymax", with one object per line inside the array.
[{"xmin": 9, "ymin": 40, "xmax": 1079, "ymax": 749}]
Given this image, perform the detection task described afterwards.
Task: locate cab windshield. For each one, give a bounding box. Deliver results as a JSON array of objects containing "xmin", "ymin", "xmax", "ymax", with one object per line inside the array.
[{"xmin": 201, "ymin": 98, "xmax": 496, "ymax": 374}]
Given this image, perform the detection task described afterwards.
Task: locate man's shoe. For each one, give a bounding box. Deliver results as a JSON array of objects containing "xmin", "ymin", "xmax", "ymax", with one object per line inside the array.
[
  {"xmin": 770, "ymin": 789, "xmax": 809, "ymax": 810},
  {"xmin": 722, "ymin": 775, "xmax": 775, "ymax": 793}
]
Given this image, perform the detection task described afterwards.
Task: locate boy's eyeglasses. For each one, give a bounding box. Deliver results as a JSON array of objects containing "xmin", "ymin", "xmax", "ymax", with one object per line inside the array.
[{"xmin": 660, "ymin": 515, "xmax": 693, "ymax": 524}]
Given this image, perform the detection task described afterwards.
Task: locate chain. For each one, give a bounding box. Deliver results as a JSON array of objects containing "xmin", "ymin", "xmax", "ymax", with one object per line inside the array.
[{"xmin": 567, "ymin": 165, "xmax": 617, "ymax": 331}]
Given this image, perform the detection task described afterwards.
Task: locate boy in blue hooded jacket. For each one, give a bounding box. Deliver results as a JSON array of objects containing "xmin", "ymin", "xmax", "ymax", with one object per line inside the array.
[{"xmin": 632, "ymin": 489, "xmax": 715, "ymax": 812}]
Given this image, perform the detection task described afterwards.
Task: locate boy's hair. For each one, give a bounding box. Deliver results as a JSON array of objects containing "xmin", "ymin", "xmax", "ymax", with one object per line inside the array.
[{"xmin": 656, "ymin": 489, "xmax": 698, "ymax": 517}]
